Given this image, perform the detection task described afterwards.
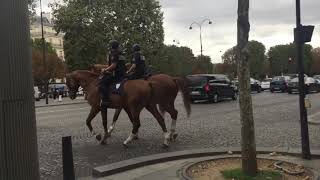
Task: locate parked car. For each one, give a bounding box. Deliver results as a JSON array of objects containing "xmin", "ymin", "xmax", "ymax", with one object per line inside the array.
[
  {"xmin": 287, "ymin": 77, "xmax": 320, "ymax": 94},
  {"xmin": 48, "ymin": 83, "xmax": 68, "ymax": 98},
  {"xmin": 270, "ymin": 76, "xmax": 291, "ymax": 93},
  {"xmin": 250, "ymin": 78, "xmax": 262, "ymax": 93},
  {"xmin": 187, "ymin": 74, "xmax": 237, "ymax": 103},
  {"xmin": 261, "ymin": 78, "xmax": 272, "ymax": 91},
  {"xmin": 313, "ymin": 75, "xmax": 320, "ymax": 80},
  {"xmin": 34, "ymin": 86, "xmax": 40, "ymax": 101}
]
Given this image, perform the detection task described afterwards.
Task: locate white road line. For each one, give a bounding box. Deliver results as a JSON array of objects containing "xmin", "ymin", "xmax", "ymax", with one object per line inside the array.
[{"xmin": 36, "ymin": 107, "xmax": 90, "ymax": 114}]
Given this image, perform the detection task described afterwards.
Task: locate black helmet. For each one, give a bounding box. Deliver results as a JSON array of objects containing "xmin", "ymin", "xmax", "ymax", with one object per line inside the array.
[
  {"xmin": 132, "ymin": 44, "xmax": 141, "ymax": 52},
  {"xmin": 109, "ymin": 40, "xmax": 119, "ymax": 50}
]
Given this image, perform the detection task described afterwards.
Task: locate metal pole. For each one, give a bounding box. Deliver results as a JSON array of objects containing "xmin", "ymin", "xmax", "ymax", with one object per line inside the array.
[
  {"xmin": 295, "ymin": 0, "xmax": 311, "ymax": 159},
  {"xmin": 40, "ymin": 0, "xmax": 49, "ymax": 104},
  {"xmin": 199, "ymin": 26, "xmax": 203, "ymax": 57},
  {"xmin": 0, "ymin": 0, "xmax": 40, "ymax": 179},
  {"xmin": 62, "ymin": 136, "xmax": 75, "ymax": 180}
]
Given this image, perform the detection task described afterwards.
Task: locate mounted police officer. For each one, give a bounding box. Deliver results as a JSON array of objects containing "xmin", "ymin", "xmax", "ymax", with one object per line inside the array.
[
  {"xmin": 99, "ymin": 40, "xmax": 126, "ymax": 108},
  {"xmin": 127, "ymin": 44, "xmax": 146, "ymax": 80}
]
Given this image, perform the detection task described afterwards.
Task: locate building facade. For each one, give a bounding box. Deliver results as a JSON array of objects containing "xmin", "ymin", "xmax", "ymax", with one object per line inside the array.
[{"xmin": 30, "ymin": 14, "xmax": 65, "ymax": 61}]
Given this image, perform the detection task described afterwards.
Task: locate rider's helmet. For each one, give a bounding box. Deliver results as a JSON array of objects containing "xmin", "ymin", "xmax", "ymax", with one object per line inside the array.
[
  {"xmin": 132, "ymin": 44, "xmax": 141, "ymax": 52},
  {"xmin": 109, "ymin": 40, "xmax": 120, "ymax": 50}
]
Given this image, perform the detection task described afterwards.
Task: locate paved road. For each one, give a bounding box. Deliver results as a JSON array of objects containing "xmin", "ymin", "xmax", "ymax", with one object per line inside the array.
[{"xmin": 36, "ymin": 92, "xmax": 320, "ymax": 179}]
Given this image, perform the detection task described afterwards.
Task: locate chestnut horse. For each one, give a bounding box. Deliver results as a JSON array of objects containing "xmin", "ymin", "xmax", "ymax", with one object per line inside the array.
[
  {"xmin": 66, "ymin": 70, "xmax": 172, "ymax": 146},
  {"xmin": 90, "ymin": 64, "xmax": 191, "ymax": 142}
]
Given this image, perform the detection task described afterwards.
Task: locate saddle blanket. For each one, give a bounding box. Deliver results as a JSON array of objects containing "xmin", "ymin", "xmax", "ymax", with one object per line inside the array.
[{"xmin": 110, "ymin": 80, "xmax": 126, "ymax": 95}]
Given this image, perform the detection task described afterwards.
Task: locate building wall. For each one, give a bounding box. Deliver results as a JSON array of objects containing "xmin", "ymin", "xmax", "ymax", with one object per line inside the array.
[{"xmin": 30, "ymin": 21, "xmax": 65, "ymax": 61}]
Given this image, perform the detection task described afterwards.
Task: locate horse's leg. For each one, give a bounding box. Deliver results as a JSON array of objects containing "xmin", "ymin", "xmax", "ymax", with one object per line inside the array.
[
  {"xmin": 100, "ymin": 108, "xmax": 109, "ymax": 145},
  {"xmin": 146, "ymin": 105, "xmax": 170, "ymax": 148},
  {"xmin": 166, "ymin": 103, "xmax": 178, "ymax": 141},
  {"xmin": 123, "ymin": 107, "xmax": 141, "ymax": 146},
  {"xmin": 107, "ymin": 108, "xmax": 122, "ymax": 136},
  {"xmin": 86, "ymin": 107, "xmax": 101, "ymax": 141}
]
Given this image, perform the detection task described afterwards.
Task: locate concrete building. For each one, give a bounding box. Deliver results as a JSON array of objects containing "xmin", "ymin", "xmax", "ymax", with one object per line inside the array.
[{"xmin": 30, "ymin": 14, "xmax": 65, "ymax": 61}]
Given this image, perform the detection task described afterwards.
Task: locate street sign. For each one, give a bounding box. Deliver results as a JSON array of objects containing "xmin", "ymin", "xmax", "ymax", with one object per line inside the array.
[{"xmin": 294, "ymin": 25, "xmax": 315, "ymax": 43}]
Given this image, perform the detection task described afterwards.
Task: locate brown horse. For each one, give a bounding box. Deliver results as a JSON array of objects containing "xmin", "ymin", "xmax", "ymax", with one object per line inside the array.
[
  {"xmin": 66, "ymin": 70, "xmax": 172, "ymax": 146},
  {"xmin": 90, "ymin": 64, "xmax": 191, "ymax": 142}
]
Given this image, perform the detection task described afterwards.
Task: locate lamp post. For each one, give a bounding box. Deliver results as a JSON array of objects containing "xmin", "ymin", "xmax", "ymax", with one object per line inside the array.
[
  {"xmin": 40, "ymin": 0, "xmax": 48, "ymax": 104},
  {"xmin": 295, "ymin": 0, "xmax": 314, "ymax": 160},
  {"xmin": 189, "ymin": 18, "xmax": 212, "ymax": 57}
]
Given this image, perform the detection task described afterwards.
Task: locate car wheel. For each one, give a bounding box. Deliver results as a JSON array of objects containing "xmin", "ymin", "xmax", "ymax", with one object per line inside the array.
[{"xmin": 212, "ymin": 94, "xmax": 219, "ymax": 103}]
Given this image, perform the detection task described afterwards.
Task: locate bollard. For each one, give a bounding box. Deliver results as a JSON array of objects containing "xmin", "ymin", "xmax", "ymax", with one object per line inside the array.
[{"xmin": 62, "ymin": 136, "xmax": 75, "ymax": 180}]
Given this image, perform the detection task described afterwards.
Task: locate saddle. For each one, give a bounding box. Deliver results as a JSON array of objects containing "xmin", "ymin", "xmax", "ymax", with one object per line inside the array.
[{"xmin": 110, "ymin": 79, "xmax": 126, "ymax": 95}]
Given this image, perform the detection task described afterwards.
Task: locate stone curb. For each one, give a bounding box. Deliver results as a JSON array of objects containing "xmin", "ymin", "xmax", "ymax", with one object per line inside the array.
[
  {"xmin": 179, "ymin": 154, "xmax": 320, "ymax": 180},
  {"xmin": 308, "ymin": 120, "xmax": 320, "ymax": 125},
  {"xmin": 92, "ymin": 147, "xmax": 320, "ymax": 177},
  {"xmin": 35, "ymin": 101, "xmax": 86, "ymax": 108}
]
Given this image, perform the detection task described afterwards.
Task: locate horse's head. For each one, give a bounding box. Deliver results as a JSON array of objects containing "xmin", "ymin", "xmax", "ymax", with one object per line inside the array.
[{"xmin": 66, "ymin": 73, "xmax": 80, "ymax": 100}]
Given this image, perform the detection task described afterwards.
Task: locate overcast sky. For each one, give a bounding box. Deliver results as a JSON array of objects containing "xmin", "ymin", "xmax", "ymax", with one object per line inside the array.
[{"xmin": 39, "ymin": 0, "xmax": 320, "ymax": 63}]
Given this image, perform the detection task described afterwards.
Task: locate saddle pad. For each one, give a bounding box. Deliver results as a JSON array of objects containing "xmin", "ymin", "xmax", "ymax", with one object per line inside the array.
[{"xmin": 111, "ymin": 80, "xmax": 126, "ymax": 95}]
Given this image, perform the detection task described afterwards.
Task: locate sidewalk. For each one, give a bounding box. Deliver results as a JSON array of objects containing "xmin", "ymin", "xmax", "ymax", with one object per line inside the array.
[
  {"xmin": 308, "ymin": 112, "xmax": 320, "ymax": 125},
  {"xmin": 35, "ymin": 96, "xmax": 86, "ymax": 108},
  {"xmin": 80, "ymin": 154, "xmax": 320, "ymax": 180}
]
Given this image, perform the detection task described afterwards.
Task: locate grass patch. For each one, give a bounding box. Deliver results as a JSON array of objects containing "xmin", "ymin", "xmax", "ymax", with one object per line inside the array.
[{"xmin": 221, "ymin": 168, "xmax": 282, "ymax": 180}]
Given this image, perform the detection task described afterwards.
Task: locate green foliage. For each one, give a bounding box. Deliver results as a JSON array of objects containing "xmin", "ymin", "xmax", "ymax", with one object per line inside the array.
[
  {"xmin": 267, "ymin": 43, "xmax": 313, "ymax": 76},
  {"xmin": 31, "ymin": 38, "xmax": 57, "ymax": 55},
  {"xmin": 221, "ymin": 168, "xmax": 282, "ymax": 180},
  {"xmin": 51, "ymin": 0, "xmax": 164, "ymax": 71},
  {"xmin": 221, "ymin": 40, "xmax": 266, "ymax": 79},
  {"xmin": 153, "ymin": 45, "xmax": 195, "ymax": 76},
  {"xmin": 193, "ymin": 55, "xmax": 213, "ymax": 74},
  {"xmin": 28, "ymin": 0, "xmax": 37, "ymax": 17}
]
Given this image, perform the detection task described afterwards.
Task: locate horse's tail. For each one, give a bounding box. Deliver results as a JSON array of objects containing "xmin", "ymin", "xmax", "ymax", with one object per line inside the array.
[{"xmin": 173, "ymin": 77, "xmax": 191, "ymax": 117}]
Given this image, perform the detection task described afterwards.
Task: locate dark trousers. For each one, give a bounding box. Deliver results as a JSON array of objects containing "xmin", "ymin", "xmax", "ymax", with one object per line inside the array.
[
  {"xmin": 99, "ymin": 74, "xmax": 118, "ymax": 102},
  {"xmin": 127, "ymin": 71, "xmax": 145, "ymax": 80}
]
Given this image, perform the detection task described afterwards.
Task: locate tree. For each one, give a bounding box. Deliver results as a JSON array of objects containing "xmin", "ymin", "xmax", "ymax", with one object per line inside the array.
[
  {"xmin": 311, "ymin": 48, "xmax": 320, "ymax": 75},
  {"xmin": 31, "ymin": 39, "xmax": 66, "ymax": 85},
  {"xmin": 237, "ymin": 0, "xmax": 257, "ymax": 176},
  {"xmin": 51, "ymin": 0, "xmax": 164, "ymax": 70},
  {"xmin": 192, "ymin": 55, "xmax": 213, "ymax": 74},
  {"xmin": 222, "ymin": 40, "xmax": 266, "ymax": 79},
  {"xmin": 267, "ymin": 43, "xmax": 313, "ymax": 76}
]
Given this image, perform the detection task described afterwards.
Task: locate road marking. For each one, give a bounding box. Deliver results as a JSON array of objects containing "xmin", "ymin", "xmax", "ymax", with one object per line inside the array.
[{"xmin": 36, "ymin": 107, "xmax": 90, "ymax": 114}]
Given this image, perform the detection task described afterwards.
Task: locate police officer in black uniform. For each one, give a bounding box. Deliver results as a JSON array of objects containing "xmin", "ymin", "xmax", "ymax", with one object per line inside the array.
[
  {"xmin": 127, "ymin": 44, "xmax": 146, "ymax": 80},
  {"xmin": 99, "ymin": 40, "xmax": 126, "ymax": 108}
]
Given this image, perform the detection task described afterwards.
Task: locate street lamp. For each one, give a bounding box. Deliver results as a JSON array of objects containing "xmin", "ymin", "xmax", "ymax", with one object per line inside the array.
[
  {"xmin": 39, "ymin": 0, "xmax": 48, "ymax": 104},
  {"xmin": 189, "ymin": 18, "xmax": 212, "ymax": 57}
]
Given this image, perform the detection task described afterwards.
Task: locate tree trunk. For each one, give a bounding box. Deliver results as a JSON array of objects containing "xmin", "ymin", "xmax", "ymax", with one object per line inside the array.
[{"xmin": 237, "ymin": 0, "xmax": 258, "ymax": 176}]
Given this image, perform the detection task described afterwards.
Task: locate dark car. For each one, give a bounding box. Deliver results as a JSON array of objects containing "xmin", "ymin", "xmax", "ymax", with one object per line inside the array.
[
  {"xmin": 270, "ymin": 76, "xmax": 291, "ymax": 93},
  {"xmin": 287, "ymin": 77, "xmax": 320, "ymax": 94},
  {"xmin": 232, "ymin": 78, "xmax": 261, "ymax": 93},
  {"xmin": 250, "ymin": 78, "xmax": 262, "ymax": 93},
  {"xmin": 187, "ymin": 74, "xmax": 237, "ymax": 103}
]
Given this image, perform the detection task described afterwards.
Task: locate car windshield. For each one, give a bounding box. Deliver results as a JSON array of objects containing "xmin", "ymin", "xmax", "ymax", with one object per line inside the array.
[
  {"xmin": 187, "ymin": 76, "xmax": 207, "ymax": 86},
  {"xmin": 272, "ymin": 76, "xmax": 284, "ymax": 81}
]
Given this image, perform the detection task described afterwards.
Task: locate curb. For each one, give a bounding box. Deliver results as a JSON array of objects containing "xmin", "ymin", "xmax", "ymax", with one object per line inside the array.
[
  {"xmin": 308, "ymin": 120, "xmax": 320, "ymax": 125},
  {"xmin": 92, "ymin": 147, "xmax": 320, "ymax": 177},
  {"xmin": 35, "ymin": 101, "xmax": 86, "ymax": 108},
  {"xmin": 179, "ymin": 155, "xmax": 320, "ymax": 180}
]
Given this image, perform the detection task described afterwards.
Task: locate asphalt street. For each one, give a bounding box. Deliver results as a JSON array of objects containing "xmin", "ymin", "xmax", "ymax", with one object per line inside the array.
[{"xmin": 36, "ymin": 92, "xmax": 320, "ymax": 179}]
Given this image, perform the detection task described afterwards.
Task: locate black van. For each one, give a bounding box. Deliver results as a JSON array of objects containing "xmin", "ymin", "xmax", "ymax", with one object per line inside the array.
[{"xmin": 187, "ymin": 74, "xmax": 237, "ymax": 103}]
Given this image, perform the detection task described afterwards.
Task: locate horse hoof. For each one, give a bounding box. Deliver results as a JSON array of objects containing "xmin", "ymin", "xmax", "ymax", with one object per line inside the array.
[
  {"xmin": 133, "ymin": 136, "xmax": 139, "ymax": 140},
  {"xmin": 100, "ymin": 140, "xmax": 106, "ymax": 145},
  {"xmin": 162, "ymin": 143, "xmax": 169, "ymax": 149},
  {"xmin": 96, "ymin": 134, "xmax": 102, "ymax": 141},
  {"xmin": 123, "ymin": 143, "xmax": 129, "ymax": 148},
  {"xmin": 173, "ymin": 133, "xmax": 178, "ymax": 140}
]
